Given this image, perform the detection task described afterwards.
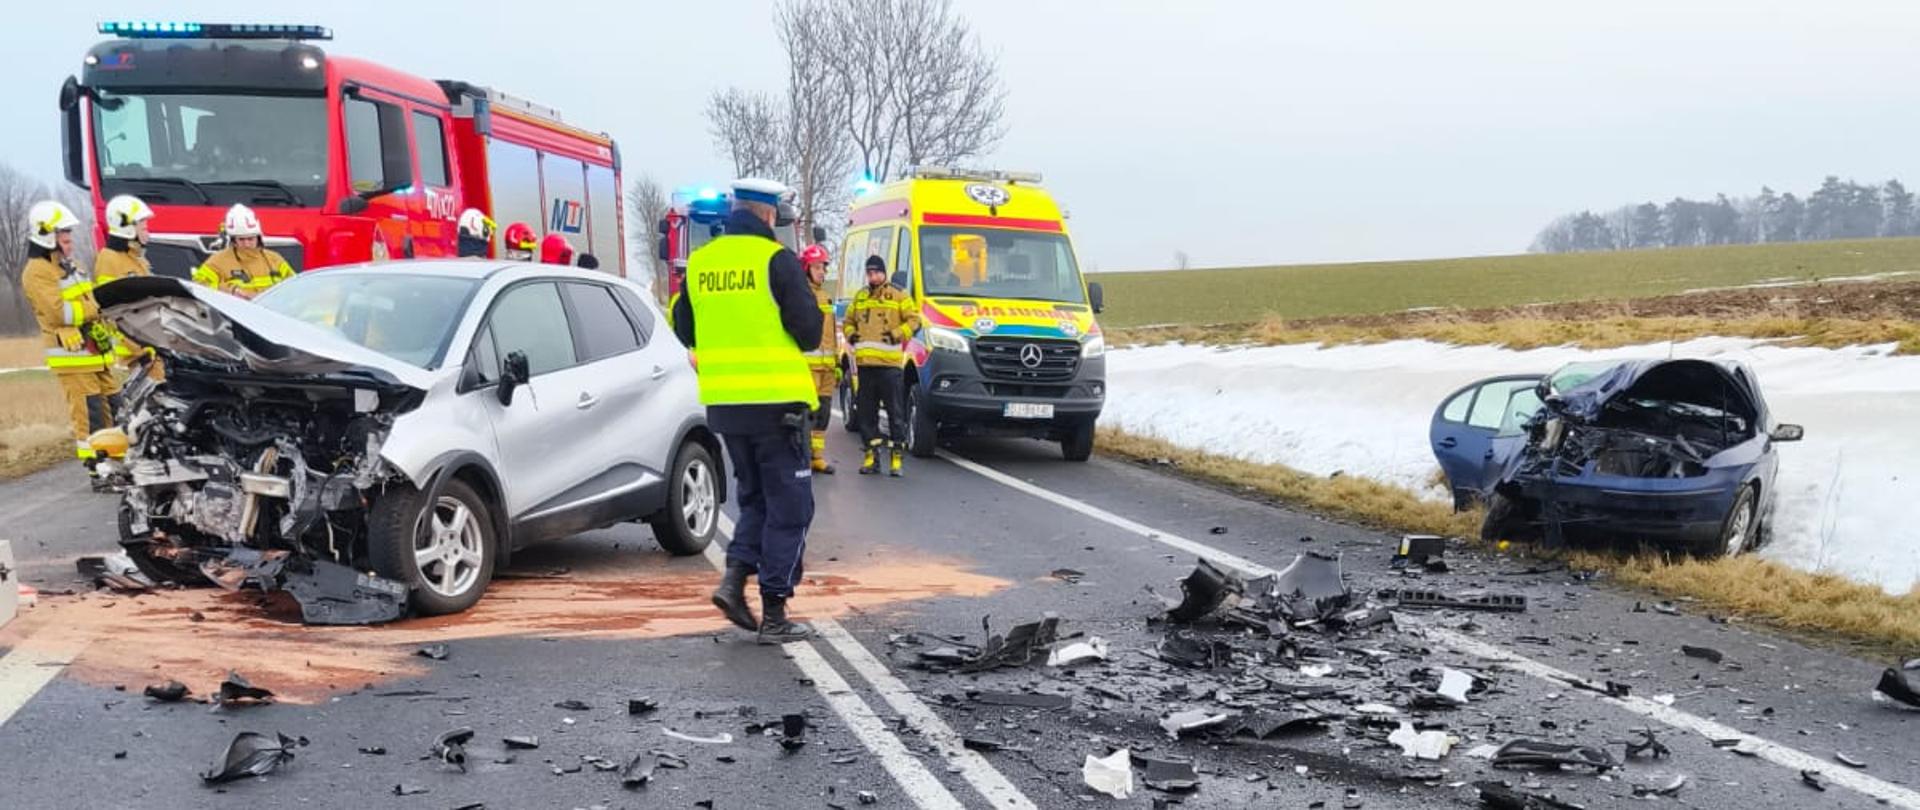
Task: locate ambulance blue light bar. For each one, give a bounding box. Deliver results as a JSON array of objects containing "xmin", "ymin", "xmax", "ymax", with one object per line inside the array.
[{"xmin": 97, "ymin": 22, "xmax": 334, "ymax": 40}]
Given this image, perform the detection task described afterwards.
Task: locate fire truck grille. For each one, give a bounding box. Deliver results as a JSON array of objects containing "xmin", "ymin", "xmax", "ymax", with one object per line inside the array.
[{"xmin": 972, "ymin": 337, "xmax": 1080, "ymax": 383}]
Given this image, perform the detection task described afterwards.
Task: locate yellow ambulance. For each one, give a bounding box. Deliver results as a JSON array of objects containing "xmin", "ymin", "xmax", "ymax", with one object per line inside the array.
[{"xmin": 833, "ymin": 167, "xmax": 1106, "ymax": 461}]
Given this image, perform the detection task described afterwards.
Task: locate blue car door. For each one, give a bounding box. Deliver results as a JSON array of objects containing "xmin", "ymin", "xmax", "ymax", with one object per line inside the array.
[{"xmin": 1430, "ymin": 375, "xmax": 1545, "ymax": 509}]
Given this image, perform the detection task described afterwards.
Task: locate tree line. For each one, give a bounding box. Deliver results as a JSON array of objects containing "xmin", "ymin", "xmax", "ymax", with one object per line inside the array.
[
  {"xmin": 0, "ymin": 162, "xmax": 94, "ymax": 336},
  {"xmin": 1531, "ymin": 176, "xmax": 1919, "ymax": 253}
]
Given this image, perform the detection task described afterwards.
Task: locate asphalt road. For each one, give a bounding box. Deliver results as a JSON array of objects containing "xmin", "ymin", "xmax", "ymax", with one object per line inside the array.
[{"xmin": 1, "ymin": 427, "xmax": 1916, "ymax": 809}]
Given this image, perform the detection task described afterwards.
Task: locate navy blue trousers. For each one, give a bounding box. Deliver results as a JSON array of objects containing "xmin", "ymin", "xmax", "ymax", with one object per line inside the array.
[{"xmin": 721, "ymin": 429, "xmax": 815, "ymax": 599}]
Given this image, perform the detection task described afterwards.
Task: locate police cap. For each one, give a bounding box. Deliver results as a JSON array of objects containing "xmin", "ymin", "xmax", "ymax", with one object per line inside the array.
[{"xmin": 731, "ymin": 178, "xmax": 790, "ymax": 207}]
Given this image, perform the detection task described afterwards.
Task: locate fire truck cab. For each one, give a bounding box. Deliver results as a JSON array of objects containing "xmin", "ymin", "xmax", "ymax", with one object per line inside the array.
[
  {"xmin": 58, "ymin": 22, "xmax": 625, "ymax": 279},
  {"xmin": 656, "ymin": 186, "xmax": 824, "ymax": 296}
]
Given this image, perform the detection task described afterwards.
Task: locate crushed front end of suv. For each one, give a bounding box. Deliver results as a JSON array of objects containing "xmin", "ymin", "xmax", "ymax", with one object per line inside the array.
[{"xmin": 1431, "ymin": 359, "xmax": 1803, "ymax": 556}]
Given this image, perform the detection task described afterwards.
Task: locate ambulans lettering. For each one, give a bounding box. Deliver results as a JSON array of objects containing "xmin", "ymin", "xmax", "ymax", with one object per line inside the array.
[
  {"xmin": 696, "ymin": 269, "xmax": 758, "ymax": 293},
  {"xmin": 958, "ymin": 304, "xmax": 1075, "ymax": 320}
]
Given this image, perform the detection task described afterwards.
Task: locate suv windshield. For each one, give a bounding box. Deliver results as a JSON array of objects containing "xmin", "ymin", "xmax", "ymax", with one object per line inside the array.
[
  {"xmin": 917, "ymin": 227, "xmax": 1086, "ymax": 303},
  {"xmin": 92, "ymin": 90, "xmax": 328, "ymax": 207},
  {"xmin": 256, "ymin": 273, "xmax": 479, "ymax": 369}
]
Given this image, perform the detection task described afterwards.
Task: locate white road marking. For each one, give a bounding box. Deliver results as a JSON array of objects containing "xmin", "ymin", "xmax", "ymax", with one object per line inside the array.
[
  {"xmin": 937, "ymin": 449, "xmax": 1920, "ymax": 810},
  {"xmin": 816, "ymin": 619, "xmax": 1039, "ymax": 810},
  {"xmin": 706, "ymin": 514, "xmax": 1014, "ymax": 809},
  {"xmin": 0, "ymin": 632, "xmax": 90, "ymax": 728}
]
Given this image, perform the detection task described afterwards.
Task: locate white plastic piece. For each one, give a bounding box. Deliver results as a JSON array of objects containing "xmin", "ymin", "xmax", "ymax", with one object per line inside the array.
[
  {"xmin": 1299, "ymin": 663, "xmax": 1334, "ymax": 678},
  {"xmin": 1388, "ymin": 722, "xmax": 1456, "ymax": 760},
  {"xmin": 1438, "ymin": 668, "xmax": 1474, "ymax": 704},
  {"xmin": 1046, "ymin": 637, "xmax": 1109, "ymax": 667},
  {"xmin": 1081, "ymin": 749, "xmax": 1133, "ymax": 799},
  {"xmin": 1353, "ymin": 703, "xmax": 1400, "ymax": 715},
  {"xmin": 1653, "ymin": 694, "xmax": 1677, "ymax": 706},
  {"xmin": 662, "ymin": 728, "xmax": 734, "ymax": 745}
]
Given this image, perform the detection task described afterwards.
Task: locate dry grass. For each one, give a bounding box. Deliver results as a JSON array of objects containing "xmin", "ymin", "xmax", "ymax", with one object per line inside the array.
[
  {"xmin": 0, "ymin": 371, "xmax": 74, "ymax": 479},
  {"xmin": 1098, "ymin": 426, "xmax": 1920, "ymax": 651},
  {"xmin": 1110, "ymin": 314, "xmax": 1920, "ymax": 356},
  {"xmin": 0, "ymin": 335, "xmax": 43, "ymax": 369}
]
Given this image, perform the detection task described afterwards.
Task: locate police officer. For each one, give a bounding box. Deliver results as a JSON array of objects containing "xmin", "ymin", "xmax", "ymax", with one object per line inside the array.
[
  {"xmin": 672, "ymin": 178, "xmax": 824, "ymax": 644},
  {"xmin": 456, "ymin": 209, "xmax": 495, "ymax": 258},
  {"xmin": 846, "ymin": 255, "xmax": 920, "ymax": 476},
  {"xmin": 193, "ymin": 204, "xmax": 293, "ymax": 298},
  {"xmin": 800, "ymin": 243, "xmax": 839, "ymax": 474},
  {"xmin": 19, "ymin": 201, "xmax": 116, "ymax": 476}
]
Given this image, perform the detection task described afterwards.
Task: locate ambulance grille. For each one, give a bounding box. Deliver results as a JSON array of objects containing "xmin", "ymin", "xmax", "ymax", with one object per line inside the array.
[{"xmin": 972, "ymin": 337, "xmax": 1079, "ymax": 383}]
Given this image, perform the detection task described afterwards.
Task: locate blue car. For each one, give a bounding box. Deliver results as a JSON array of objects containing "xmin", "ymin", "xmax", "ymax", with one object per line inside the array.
[{"xmin": 1430, "ymin": 359, "xmax": 1804, "ymax": 557}]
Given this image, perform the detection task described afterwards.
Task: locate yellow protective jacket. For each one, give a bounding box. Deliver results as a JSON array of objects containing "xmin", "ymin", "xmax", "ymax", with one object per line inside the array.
[
  {"xmin": 22, "ymin": 254, "xmax": 111, "ymax": 374},
  {"xmin": 807, "ymin": 279, "xmax": 839, "ymax": 397},
  {"xmin": 93, "ymin": 246, "xmax": 152, "ymax": 362},
  {"xmin": 845, "ymin": 283, "xmax": 920, "ymax": 368},
  {"xmin": 194, "ymin": 246, "xmax": 293, "ymax": 295}
]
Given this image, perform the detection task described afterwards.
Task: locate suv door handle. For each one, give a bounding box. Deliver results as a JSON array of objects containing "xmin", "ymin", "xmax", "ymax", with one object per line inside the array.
[
  {"xmin": 1438, "ymin": 437, "xmax": 1458, "ymax": 449},
  {"xmin": 576, "ymin": 392, "xmax": 598, "ymax": 409},
  {"xmin": 650, "ymin": 365, "xmax": 667, "ymax": 380}
]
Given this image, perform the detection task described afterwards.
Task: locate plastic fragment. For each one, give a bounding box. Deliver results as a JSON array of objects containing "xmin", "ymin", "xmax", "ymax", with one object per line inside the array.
[
  {"xmin": 416, "ymin": 644, "xmax": 449, "ymax": 661},
  {"xmin": 1046, "ymin": 637, "xmax": 1109, "ymax": 667},
  {"xmin": 215, "ymin": 671, "xmax": 274, "ymax": 706},
  {"xmin": 502, "ymin": 735, "xmax": 539, "ymax": 750},
  {"xmin": 1160, "ymin": 709, "xmax": 1231, "ymax": 739},
  {"xmin": 1681, "ymin": 644, "xmax": 1724, "ymax": 664},
  {"xmin": 433, "ymin": 727, "xmax": 475, "ymax": 771},
  {"xmin": 144, "ymin": 680, "xmax": 190, "ymax": 703},
  {"xmin": 1138, "ymin": 756, "xmax": 1200, "ymax": 792},
  {"xmin": 1082, "ymin": 749, "xmax": 1134, "ymax": 799},
  {"xmin": 1388, "ymin": 722, "xmax": 1456, "ymax": 760},
  {"xmin": 200, "ymin": 732, "xmax": 304, "ymax": 784},
  {"xmin": 1437, "ymin": 668, "xmax": 1474, "ymax": 704},
  {"xmin": 663, "ymin": 728, "xmax": 734, "ymax": 745}
]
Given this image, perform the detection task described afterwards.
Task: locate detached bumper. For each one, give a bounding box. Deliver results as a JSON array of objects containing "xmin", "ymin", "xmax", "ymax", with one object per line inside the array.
[{"xmin": 921, "ymin": 350, "xmax": 1105, "ymax": 434}]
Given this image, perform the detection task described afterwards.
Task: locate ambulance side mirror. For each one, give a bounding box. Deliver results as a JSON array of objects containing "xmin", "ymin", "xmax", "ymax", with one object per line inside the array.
[
  {"xmin": 1088, "ymin": 281, "xmax": 1105, "ymax": 314},
  {"xmin": 812, "ymin": 225, "xmax": 828, "ymax": 244}
]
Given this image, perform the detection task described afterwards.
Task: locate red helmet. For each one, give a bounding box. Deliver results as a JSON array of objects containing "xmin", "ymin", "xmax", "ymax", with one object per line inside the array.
[
  {"xmin": 503, "ymin": 222, "xmax": 537, "ymax": 252},
  {"xmin": 800, "ymin": 244, "xmax": 830, "ymax": 266},
  {"xmin": 540, "ymin": 233, "xmax": 574, "ymax": 265}
]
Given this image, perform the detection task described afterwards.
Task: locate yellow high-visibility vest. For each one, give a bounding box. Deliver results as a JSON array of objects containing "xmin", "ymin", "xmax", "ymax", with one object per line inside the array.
[{"xmin": 686, "ymin": 235, "xmax": 816, "ymax": 408}]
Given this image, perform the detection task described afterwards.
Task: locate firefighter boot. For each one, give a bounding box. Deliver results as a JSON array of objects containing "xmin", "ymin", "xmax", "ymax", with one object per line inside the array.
[
  {"xmin": 810, "ymin": 430, "xmax": 834, "ymax": 474},
  {"xmin": 710, "ymin": 561, "xmax": 759, "ymax": 632},
  {"xmin": 757, "ymin": 595, "xmax": 814, "ymax": 644},
  {"xmin": 888, "ymin": 441, "xmax": 904, "ymax": 477},
  {"xmin": 858, "ymin": 439, "xmax": 882, "ymax": 475}
]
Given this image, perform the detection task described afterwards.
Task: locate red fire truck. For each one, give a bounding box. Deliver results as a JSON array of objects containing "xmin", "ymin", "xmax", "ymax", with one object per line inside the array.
[
  {"xmin": 657, "ymin": 185, "xmax": 823, "ymax": 296},
  {"xmin": 56, "ymin": 22, "xmax": 625, "ymax": 278}
]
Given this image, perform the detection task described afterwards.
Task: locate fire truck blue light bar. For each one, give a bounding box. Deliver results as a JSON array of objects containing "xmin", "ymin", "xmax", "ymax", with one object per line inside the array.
[{"xmin": 97, "ymin": 22, "xmax": 334, "ymax": 40}]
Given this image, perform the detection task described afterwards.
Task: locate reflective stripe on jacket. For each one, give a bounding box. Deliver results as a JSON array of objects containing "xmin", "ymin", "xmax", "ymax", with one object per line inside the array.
[
  {"xmin": 844, "ymin": 284, "xmax": 920, "ymax": 367},
  {"xmin": 807, "ymin": 279, "xmax": 838, "ymax": 397},
  {"xmin": 686, "ymin": 235, "xmax": 818, "ymax": 408},
  {"xmin": 197, "ymin": 247, "xmax": 294, "ymax": 294},
  {"xmin": 22, "ymin": 256, "xmax": 111, "ymax": 374}
]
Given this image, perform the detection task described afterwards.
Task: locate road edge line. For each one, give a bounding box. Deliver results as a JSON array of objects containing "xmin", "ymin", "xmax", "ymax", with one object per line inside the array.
[
  {"xmin": 0, "ymin": 632, "xmax": 90, "ymax": 728},
  {"xmin": 937, "ymin": 448, "xmax": 1920, "ymax": 810}
]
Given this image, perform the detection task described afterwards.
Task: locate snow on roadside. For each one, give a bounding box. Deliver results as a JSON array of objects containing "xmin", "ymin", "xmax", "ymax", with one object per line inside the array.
[{"xmin": 1105, "ymin": 338, "xmax": 1920, "ymax": 594}]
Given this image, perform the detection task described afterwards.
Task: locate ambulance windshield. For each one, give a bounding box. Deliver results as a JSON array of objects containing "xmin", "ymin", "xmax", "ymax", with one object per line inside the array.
[
  {"xmin": 917, "ymin": 227, "xmax": 1086, "ymax": 304},
  {"xmin": 91, "ymin": 90, "xmax": 328, "ymax": 207}
]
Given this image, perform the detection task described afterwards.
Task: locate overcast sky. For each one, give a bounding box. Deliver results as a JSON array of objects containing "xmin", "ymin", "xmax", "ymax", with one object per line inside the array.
[{"xmin": 5, "ymin": 1, "xmax": 1917, "ymax": 271}]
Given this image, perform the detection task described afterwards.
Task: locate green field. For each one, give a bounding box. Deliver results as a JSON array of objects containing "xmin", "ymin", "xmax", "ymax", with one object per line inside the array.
[{"xmin": 1087, "ymin": 237, "xmax": 1920, "ymax": 328}]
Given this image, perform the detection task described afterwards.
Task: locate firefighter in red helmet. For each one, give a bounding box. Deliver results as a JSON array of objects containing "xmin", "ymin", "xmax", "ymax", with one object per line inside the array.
[
  {"xmin": 502, "ymin": 222, "xmax": 537, "ymax": 261},
  {"xmin": 799, "ymin": 243, "xmax": 839, "ymax": 474},
  {"xmin": 540, "ymin": 233, "xmax": 574, "ymax": 266}
]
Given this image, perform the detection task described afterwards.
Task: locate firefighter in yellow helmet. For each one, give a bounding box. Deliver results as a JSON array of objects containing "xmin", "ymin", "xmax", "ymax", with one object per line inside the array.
[
  {"xmin": 19, "ymin": 200, "xmax": 117, "ymax": 476},
  {"xmin": 94, "ymin": 194, "xmax": 160, "ymax": 377},
  {"xmin": 799, "ymin": 243, "xmax": 839, "ymax": 474},
  {"xmin": 846, "ymin": 255, "xmax": 920, "ymax": 476},
  {"xmin": 193, "ymin": 204, "xmax": 293, "ymax": 298}
]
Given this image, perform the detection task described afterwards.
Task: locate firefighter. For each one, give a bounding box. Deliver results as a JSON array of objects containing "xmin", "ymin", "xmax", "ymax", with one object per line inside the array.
[
  {"xmin": 540, "ymin": 233, "xmax": 574, "ymax": 266},
  {"xmin": 19, "ymin": 201, "xmax": 116, "ymax": 475},
  {"xmin": 93, "ymin": 194, "xmax": 160, "ymax": 376},
  {"xmin": 456, "ymin": 209, "xmax": 495, "ymax": 258},
  {"xmin": 846, "ymin": 255, "xmax": 920, "ymax": 476},
  {"xmin": 502, "ymin": 222, "xmax": 537, "ymax": 261},
  {"xmin": 193, "ymin": 204, "xmax": 293, "ymax": 299},
  {"xmin": 800, "ymin": 243, "xmax": 839, "ymax": 474},
  {"xmin": 671, "ymin": 178, "xmax": 823, "ymax": 645}
]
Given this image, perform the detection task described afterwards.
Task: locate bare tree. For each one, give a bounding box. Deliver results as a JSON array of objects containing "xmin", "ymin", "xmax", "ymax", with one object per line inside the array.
[
  {"xmin": 1172, "ymin": 250, "xmax": 1190, "ymax": 271},
  {"xmin": 0, "ymin": 164, "xmax": 54, "ymax": 335},
  {"xmin": 624, "ymin": 172, "xmax": 671, "ymax": 300},
  {"xmin": 705, "ymin": 88, "xmax": 787, "ymax": 179},
  {"xmin": 776, "ymin": 0, "xmax": 856, "ymax": 244},
  {"xmin": 815, "ymin": 0, "xmax": 1005, "ymax": 182}
]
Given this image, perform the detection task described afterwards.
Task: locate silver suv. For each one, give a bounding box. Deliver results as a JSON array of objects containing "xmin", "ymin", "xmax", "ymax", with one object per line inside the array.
[{"xmin": 95, "ymin": 262, "xmax": 721, "ymax": 623}]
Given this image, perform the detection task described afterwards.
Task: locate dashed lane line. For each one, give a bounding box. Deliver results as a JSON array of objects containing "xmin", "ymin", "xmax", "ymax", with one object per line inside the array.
[
  {"xmin": 936, "ymin": 448, "xmax": 1920, "ymax": 810},
  {"xmin": 706, "ymin": 514, "xmax": 1030, "ymax": 809}
]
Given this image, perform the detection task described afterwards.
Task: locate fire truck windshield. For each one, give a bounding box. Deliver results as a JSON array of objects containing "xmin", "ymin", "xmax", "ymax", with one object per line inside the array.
[{"xmin": 91, "ymin": 90, "xmax": 328, "ymax": 207}]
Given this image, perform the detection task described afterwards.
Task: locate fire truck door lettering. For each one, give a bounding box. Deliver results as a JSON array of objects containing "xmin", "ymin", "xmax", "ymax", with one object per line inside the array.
[
  {"xmin": 424, "ymin": 189, "xmax": 457, "ymax": 221},
  {"xmin": 549, "ymin": 199, "xmax": 585, "ymax": 234}
]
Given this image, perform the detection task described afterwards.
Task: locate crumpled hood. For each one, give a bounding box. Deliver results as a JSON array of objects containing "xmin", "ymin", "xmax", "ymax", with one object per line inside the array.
[
  {"xmin": 95, "ymin": 275, "xmax": 433, "ymax": 390},
  {"xmin": 1545, "ymin": 358, "xmax": 1759, "ymax": 425}
]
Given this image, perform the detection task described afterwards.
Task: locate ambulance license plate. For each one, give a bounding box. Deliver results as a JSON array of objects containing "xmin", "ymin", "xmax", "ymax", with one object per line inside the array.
[{"xmin": 1004, "ymin": 402, "xmax": 1054, "ymax": 420}]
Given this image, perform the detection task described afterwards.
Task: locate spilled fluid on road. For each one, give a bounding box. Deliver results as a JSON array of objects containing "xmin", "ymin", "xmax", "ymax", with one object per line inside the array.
[{"xmin": 1, "ymin": 553, "xmax": 1006, "ymax": 702}]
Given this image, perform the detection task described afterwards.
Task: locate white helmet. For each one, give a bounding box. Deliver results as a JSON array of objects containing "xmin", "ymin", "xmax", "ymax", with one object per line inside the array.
[
  {"xmin": 222, "ymin": 203, "xmax": 262, "ymax": 238},
  {"xmin": 104, "ymin": 195, "xmax": 154, "ymax": 240},
  {"xmin": 457, "ymin": 208, "xmax": 494, "ymax": 241},
  {"xmin": 27, "ymin": 201, "xmax": 78, "ymax": 250}
]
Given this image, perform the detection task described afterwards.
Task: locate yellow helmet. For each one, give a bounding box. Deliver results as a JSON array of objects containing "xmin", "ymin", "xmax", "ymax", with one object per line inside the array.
[{"xmin": 88, "ymin": 427, "xmax": 130, "ymax": 459}]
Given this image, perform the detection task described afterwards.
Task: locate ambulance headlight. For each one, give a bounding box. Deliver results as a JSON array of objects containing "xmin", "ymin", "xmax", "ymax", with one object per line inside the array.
[
  {"xmin": 1080, "ymin": 334, "xmax": 1106, "ymax": 358},
  {"xmin": 927, "ymin": 327, "xmax": 969, "ymax": 354}
]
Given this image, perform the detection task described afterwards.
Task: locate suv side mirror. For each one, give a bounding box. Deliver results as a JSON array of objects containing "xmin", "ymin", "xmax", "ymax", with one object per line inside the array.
[
  {"xmin": 1770, "ymin": 424, "xmax": 1804, "ymax": 442},
  {"xmin": 496, "ymin": 350, "xmax": 530, "ymax": 406},
  {"xmin": 1087, "ymin": 281, "xmax": 1105, "ymax": 314}
]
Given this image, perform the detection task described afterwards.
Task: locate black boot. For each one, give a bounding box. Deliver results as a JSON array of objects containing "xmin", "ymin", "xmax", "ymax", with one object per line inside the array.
[
  {"xmin": 711, "ymin": 561, "xmax": 758, "ymax": 632},
  {"xmin": 757, "ymin": 595, "xmax": 814, "ymax": 644}
]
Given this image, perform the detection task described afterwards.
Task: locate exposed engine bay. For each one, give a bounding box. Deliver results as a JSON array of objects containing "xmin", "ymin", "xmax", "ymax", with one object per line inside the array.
[
  {"xmin": 1515, "ymin": 392, "xmax": 1755, "ymax": 481},
  {"xmin": 104, "ymin": 365, "xmax": 414, "ymax": 624}
]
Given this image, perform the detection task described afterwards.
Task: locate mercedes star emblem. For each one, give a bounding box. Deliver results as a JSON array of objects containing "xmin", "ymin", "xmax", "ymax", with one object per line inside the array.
[{"xmin": 1019, "ymin": 344, "xmax": 1044, "ymax": 369}]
